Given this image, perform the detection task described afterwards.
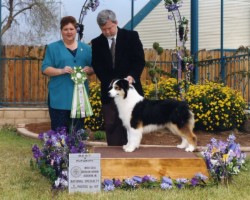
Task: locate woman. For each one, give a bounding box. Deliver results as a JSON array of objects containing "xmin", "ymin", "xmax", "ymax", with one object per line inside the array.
[{"xmin": 42, "ymin": 16, "xmax": 93, "ymax": 132}]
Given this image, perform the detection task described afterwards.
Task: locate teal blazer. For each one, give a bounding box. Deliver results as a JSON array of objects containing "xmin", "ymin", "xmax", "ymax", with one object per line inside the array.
[{"xmin": 42, "ymin": 40, "xmax": 92, "ymax": 110}]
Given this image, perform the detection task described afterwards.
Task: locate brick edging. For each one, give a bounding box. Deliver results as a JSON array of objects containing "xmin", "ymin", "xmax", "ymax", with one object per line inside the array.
[{"xmin": 16, "ymin": 123, "xmax": 250, "ymax": 152}]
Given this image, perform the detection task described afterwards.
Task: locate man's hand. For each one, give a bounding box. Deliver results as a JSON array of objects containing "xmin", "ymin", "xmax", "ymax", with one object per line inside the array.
[
  {"xmin": 82, "ymin": 66, "xmax": 94, "ymax": 75},
  {"xmin": 125, "ymin": 76, "xmax": 135, "ymax": 84}
]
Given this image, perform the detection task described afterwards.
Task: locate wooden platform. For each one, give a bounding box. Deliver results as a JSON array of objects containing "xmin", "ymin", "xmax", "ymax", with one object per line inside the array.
[{"xmin": 93, "ymin": 146, "xmax": 209, "ymax": 180}]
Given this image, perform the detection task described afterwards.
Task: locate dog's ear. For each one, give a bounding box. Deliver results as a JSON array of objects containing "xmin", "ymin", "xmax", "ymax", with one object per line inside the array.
[
  {"xmin": 119, "ymin": 79, "xmax": 129, "ymax": 99},
  {"xmin": 119, "ymin": 79, "xmax": 129, "ymax": 90},
  {"xmin": 109, "ymin": 79, "xmax": 117, "ymax": 88}
]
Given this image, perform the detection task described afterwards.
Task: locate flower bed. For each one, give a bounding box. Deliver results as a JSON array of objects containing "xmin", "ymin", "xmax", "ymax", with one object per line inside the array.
[
  {"xmin": 31, "ymin": 130, "xmax": 247, "ymax": 191},
  {"xmin": 31, "ymin": 127, "xmax": 89, "ymax": 189},
  {"xmin": 103, "ymin": 174, "xmax": 208, "ymax": 191}
]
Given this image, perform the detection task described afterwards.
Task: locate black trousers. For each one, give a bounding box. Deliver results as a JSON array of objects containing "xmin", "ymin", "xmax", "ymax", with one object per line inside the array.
[
  {"xmin": 48, "ymin": 98, "xmax": 84, "ymax": 132},
  {"xmin": 102, "ymin": 100, "xmax": 128, "ymax": 146}
]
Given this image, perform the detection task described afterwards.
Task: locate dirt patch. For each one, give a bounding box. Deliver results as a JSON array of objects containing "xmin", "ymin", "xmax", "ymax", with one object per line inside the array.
[{"xmin": 25, "ymin": 122, "xmax": 250, "ymax": 147}]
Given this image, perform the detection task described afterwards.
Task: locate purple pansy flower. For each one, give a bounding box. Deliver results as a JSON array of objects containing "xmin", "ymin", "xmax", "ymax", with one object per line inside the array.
[
  {"xmin": 104, "ymin": 184, "xmax": 115, "ymax": 192},
  {"xmin": 162, "ymin": 176, "xmax": 173, "ymax": 185},
  {"xmin": 165, "ymin": 3, "xmax": 181, "ymax": 12},
  {"xmin": 32, "ymin": 145, "xmax": 43, "ymax": 159},
  {"xmin": 201, "ymin": 134, "xmax": 246, "ymax": 183},
  {"xmin": 190, "ymin": 178, "xmax": 199, "ymax": 186},
  {"xmin": 133, "ymin": 176, "xmax": 143, "ymax": 183},
  {"xmin": 32, "ymin": 127, "xmax": 89, "ymax": 190},
  {"xmin": 160, "ymin": 182, "xmax": 173, "ymax": 190},
  {"xmin": 176, "ymin": 178, "xmax": 189, "ymax": 189},
  {"xmin": 125, "ymin": 178, "xmax": 137, "ymax": 187},
  {"xmin": 114, "ymin": 179, "xmax": 122, "ymax": 187},
  {"xmin": 104, "ymin": 179, "xmax": 113, "ymax": 186},
  {"xmin": 142, "ymin": 175, "xmax": 157, "ymax": 182},
  {"xmin": 160, "ymin": 176, "xmax": 173, "ymax": 190}
]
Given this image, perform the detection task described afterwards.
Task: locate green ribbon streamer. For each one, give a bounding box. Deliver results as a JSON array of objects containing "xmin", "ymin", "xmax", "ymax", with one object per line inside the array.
[{"xmin": 70, "ymin": 66, "xmax": 93, "ymax": 118}]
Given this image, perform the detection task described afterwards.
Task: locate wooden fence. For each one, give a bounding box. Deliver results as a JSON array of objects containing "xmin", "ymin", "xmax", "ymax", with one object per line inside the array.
[
  {"xmin": 0, "ymin": 45, "xmax": 47, "ymax": 106},
  {"xmin": 0, "ymin": 45, "xmax": 249, "ymax": 106}
]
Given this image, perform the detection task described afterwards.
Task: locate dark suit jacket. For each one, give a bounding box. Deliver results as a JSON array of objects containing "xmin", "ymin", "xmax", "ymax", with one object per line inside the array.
[{"xmin": 91, "ymin": 28, "xmax": 145, "ymax": 104}]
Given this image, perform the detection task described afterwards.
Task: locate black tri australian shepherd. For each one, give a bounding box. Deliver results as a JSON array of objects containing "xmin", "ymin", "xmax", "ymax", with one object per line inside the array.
[{"xmin": 108, "ymin": 79, "xmax": 197, "ymax": 153}]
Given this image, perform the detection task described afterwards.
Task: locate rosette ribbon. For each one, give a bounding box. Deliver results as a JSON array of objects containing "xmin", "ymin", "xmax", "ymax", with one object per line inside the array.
[{"xmin": 70, "ymin": 66, "xmax": 93, "ymax": 118}]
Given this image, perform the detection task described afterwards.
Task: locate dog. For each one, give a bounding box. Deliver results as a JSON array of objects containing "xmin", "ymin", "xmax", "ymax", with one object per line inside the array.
[{"xmin": 108, "ymin": 79, "xmax": 197, "ymax": 153}]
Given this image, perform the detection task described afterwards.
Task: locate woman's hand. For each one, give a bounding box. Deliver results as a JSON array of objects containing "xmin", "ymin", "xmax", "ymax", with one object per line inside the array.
[{"xmin": 62, "ymin": 66, "xmax": 73, "ymax": 74}]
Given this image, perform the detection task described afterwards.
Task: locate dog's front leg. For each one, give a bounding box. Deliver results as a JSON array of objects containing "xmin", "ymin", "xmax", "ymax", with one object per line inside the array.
[
  {"xmin": 123, "ymin": 130, "xmax": 131, "ymax": 151},
  {"xmin": 123, "ymin": 128, "xmax": 142, "ymax": 152},
  {"xmin": 177, "ymin": 137, "xmax": 188, "ymax": 149}
]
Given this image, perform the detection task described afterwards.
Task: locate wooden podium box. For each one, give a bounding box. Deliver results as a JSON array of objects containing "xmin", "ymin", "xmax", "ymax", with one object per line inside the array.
[{"xmin": 93, "ymin": 146, "xmax": 209, "ymax": 180}]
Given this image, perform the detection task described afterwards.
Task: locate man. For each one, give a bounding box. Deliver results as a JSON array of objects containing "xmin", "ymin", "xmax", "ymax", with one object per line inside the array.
[{"xmin": 91, "ymin": 9, "xmax": 145, "ymax": 146}]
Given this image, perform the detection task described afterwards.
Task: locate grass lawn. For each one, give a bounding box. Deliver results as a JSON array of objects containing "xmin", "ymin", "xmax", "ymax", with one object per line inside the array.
[{"xmin": 0, "ymin": 127, "xmax": 249, "ymax": 200}]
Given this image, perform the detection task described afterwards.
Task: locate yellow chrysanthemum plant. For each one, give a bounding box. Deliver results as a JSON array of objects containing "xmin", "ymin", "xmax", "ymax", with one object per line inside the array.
[
  {"xmin": 84, "ymin": 82, "xmax": 104, "ymax": 131},
  {"xmin": 143, "ymin": 77, "xmax": 182, "ymax": 101},
  {"xmin": 83, "ymin": 78, "xmax": 246, "ymax": 133},
  {"xmin": 185, "ymin": 81, "xmax": 247, "ymax": 131},
  {"xmin": 143, "ymin": 78, "xmax": 246, "ymax": 131}
]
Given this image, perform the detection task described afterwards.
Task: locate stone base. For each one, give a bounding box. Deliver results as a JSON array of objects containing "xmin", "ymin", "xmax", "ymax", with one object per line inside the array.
[
  {"xmin": 0, "ymin": 108, "xmax": 50, "ymax": 127},
  {"xmin": 93, "ymin": 146, "xmax": 209, "ymax": 180}
]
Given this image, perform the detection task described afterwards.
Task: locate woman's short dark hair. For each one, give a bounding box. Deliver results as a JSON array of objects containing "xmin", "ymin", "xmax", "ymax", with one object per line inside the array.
[{"xmin": 60, "ymin": 16, "xmax": 77, "ymax": 30}]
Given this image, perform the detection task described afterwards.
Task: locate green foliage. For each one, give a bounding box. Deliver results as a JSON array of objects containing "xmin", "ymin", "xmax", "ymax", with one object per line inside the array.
[
  {"xmin": 140, "ymin": 180, "xmax": 160, "ymax": 189},
  {"xmin": 153, "ymin": 42, "xmax": 163, "ymax": 55},
  {"xmin": 164, "ymin": 0, "xmax": 181, "ymax": 4},
  {"xmin": 84, "ymin": 82, "xmax": 104, "ymax": 131},
  {"xmin": 180, "ymin": 17, "xmax": 188, "ymax": 25},
  {"xmin": 0, "ymin": 124, "xmax": 17, "ymax": 132},
  {"xmin": 152, "ymin": 42, "xmax": 159, "ymax": 50},
  {"xmin": 81, "ymin": 131, "xmax": 90, "ymax": 140},
  {"xmin": 145, "ymin": 42, "xmax": 172, "ymax": 99},
  {"xmin": 93, "ymin": 130, "xmax": 106, "ymax": 141},
  {"xmin": 38, "ymin": 160, "xmax": 57, "ymax": 183}
]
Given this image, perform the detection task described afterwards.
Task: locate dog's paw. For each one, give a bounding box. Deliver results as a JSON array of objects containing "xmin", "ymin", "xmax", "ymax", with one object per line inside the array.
[
  {"xmin": 123, "ymin": 144, "xmax": 129, "ymax": 151},
  {"xmin": 185, "ymin": 145, "xmax": 195, "ymax": 152},
  {"xmin": 176, "ymin": 138, "xmax": 188, "ymax": 149},
  {"xmin": 123, "ymin": 146, "xmax": 136, "ymax": 152},
  {"xmin": 177, "ymin": 144, "xmax": 186, "ymax": 149}
]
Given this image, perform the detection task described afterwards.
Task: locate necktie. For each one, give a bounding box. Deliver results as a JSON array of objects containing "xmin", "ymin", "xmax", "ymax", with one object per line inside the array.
[{"xmin": 110, "ymin": 38, "xmax": 116, "ymax": 67}]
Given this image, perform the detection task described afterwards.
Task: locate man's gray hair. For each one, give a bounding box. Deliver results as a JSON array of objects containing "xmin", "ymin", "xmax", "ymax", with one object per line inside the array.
[{"xmin": 97, "ymin": 9, "xmax": 117, "ymax": 26}]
